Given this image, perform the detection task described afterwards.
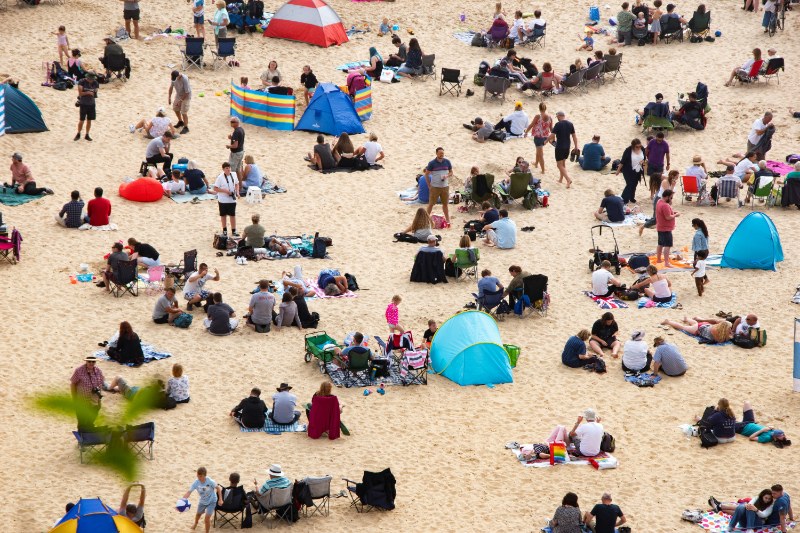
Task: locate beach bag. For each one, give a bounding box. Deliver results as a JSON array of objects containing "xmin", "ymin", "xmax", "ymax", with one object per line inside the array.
[
  {"xmin": 473, "ymin": 74, "xmax": 485, "ymax": 86},
  {"xmin": 312, "ymin": 233, "xmax": 327, "ymax": 259},
  {"xmin": 501, "ymin": 37, "xmax": 515, "ymax": 49},
  {"xmin": 600, "ymin": 432, "xmax": 616, "ymax": 452},
  {"xmin": 627, "ymin": 254, "xmax": 650, "ymax": 271},
  {"xmin": 345, "ymin": 273, "xmax": 359, "ymax": 291},
  {"xmin": 352, "ymin": 154, "xmax": 372, "ymax": 171},
  {"xmin": 750, "ymin": 327, "xmax": 766, "ymax": 347},
  {"xmin": 173, "ymin": 313, "xmax": 193, "ymax": 329},
  {"xmin": 471, "ymin": 33, "xmax": 487, "ymax": 47},
  {"xmin": 733, "ymin": 335, "xmax": 757, "ymax": 349},
  {"xmin": 444, "ymin": 258, "xmax": 462, "ymax": 278},
  {"xmin": 214, "ymin": 234, "xmax": 229, "ymax": 250},
  {"xmin": 379, "ymin": 69, "xmax": 394, "ymax": 83},
  {"xmin": 431, "ymin": 214, "xmax": 449, "ymax": 229},
  {"xmin": 514, "ymin": 294, "xmax": 531, "ymax": 315},
  {"xmin": 787, "ymin": 154, "xmax": 800, "ymax": 164},
  {"xmin": 700, "ymin": 429, "xmax": 718, "ymax": 448},
  {"xmin": 682, "ymin": 509, "xmax": 704, "ymax": 523},
  {"xmin": 236, "ymin": 246, "xmax": 256, "ymax": 260},
  {"xmin": 618, "ymin": 289, "xmax": 640, "ymax": 301}
]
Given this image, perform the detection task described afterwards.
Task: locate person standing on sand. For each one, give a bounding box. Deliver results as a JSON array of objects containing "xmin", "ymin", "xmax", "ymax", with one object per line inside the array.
[
  {"xmin": 75, "ymin": 72, "xmax": 98, "ymax": 141},
  {"xmin": 121, "ymin": 0, "xmax": 140, "ymax": 39},
  {"xmin": 423, "ymin": 147, "xmax": 453, "ymax": 225},
  {"xmin": 546, "ymin": 111, "xmax": 577, "ymax": 188},
  {"xmin": 169, "ymin": 70, "xmax": 192, "ymax": 135},
  {"xmin": 654, "ymin": 189, "xmax": 679, "ymax": 267}
]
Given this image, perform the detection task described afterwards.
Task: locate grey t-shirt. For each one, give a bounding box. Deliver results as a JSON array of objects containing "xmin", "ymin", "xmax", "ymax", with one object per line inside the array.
[
  {"xmin": 314, "ymin": 143, "xmax": 335, "ymax": 170},
  {"xmin": 653, "ymin": 343, "xmax": 688, "ymax": 376},
  {"xmin": 249, "ymin": 291, "xmax": 275, "ymax": 326},
  {"xmin": 172, "ymin": 74, "xmax": 192, "ymax": 99},
  {"xmin": 153, "ymin": 294, "xmax": 178, "ymax": 319},
  {"xmin": 271, "ymin": 391, "xmax": 297, "ymax": 424},
  {"xmin": 243, "ymin": 223, "xmax": 266, "ymax": 248},
  {"xmin": 123, "ymin": 0, "xmax": 139, "ymax": 9},
  {"xmin": 475, "ymin": 121, "xmax": 495, "ymax": 141},
  {"xmin": 146, "ymin": 137, "xmax": 166, "ymax": 159},
  {"xmin": 207, "ymin": 303, "xmax": 235, "ymax": 334},
  {"xmin": 107, "ymin": 250, "xmax": 129, "ymax": 270}
]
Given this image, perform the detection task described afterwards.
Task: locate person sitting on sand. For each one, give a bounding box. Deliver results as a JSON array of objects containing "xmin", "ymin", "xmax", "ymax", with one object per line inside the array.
[
  {"xmin": 118, "ymin": 483, "xmax": 146, "ymax": 529},
  {"xmin": 130, "ymin": 107, "xmax": 177, "ymax": 138},
  {"xmin": 153, "ymin": 287, "xmax": 183, "ymax": 324},
  {"xmin": 274, "ymin": 292, "xmax": 301, "ymax": 329},
  {"xmin": 550, "ymin": 492, "xmax": 584, "ymax": 532},
  {"xmin": 651, "ymin": 336, "xmax": 688, "ymax": 376},
  {"xmin": 696, "ymin": 397, "xmax": 737, "ymax": 443},
  {"xmin": 166, "ymin": 363, "xmax": 190, "ymax": 403},
  {"xmin": 317, "ymin": 268, "xmax": 348, "ymax": 296},
  {"xmin": 421, "ymin": 319, "xmax": 437, "ymax": 347},
  {"xmin": 307, "ymin": 134, "xmax": 335, "ymax": 171},
  {"xmin": 6, "ymin": 152, "xmax": 53, "ymax": 196},
  {"xmin": 162, "ymin": 170, "xmax": 186, "ymax": 197},
  {"xmin": 204, "ymin": 292, "xmax": 238, "ymax": 335},
  {"xmin": 568, "ymin": 408, "xmax": 604, "ymax": 457},
  {"xmin": 395, "ymin": 207, "xmax": 435, "ymax": 243},
  {"xmin": 184, "ymin": 263, "xmax": 220, "ymax": 311},
  {"xmin": 734, "ymin": 401, "xmax": 792, "ymax": 447},
  {"xmin": 354, "ymin": 132, "xmax": 385, "ymax": 165},
  {"xmin": 397, "ymin": 38, "xmax": 424, "ymax": 78},
  {"xmin": 332, "ymin": 132, "xmax": 356, "ymax": 168},
  {"xmin": 483, "ymin": 209, "xmax": 517, "ymax": 249},
  {"xmin": 711, "ymin": 489, "xmax": 775, "ymax": 531},
  {"xmin": 230, "ymin": 387, "xmax": 267, "ymax": 428},
  {"xmin": 589, "ymin": 312, "xmax": 621, "ymax": 358},
  {"xmin": 591, "ymin": 260, "xmax": 625, "ymax": 297},
  {"xmin": 561, "ymin": 329, "xmax": 597, "ymax": 368},
  {"xmin": 105, "ymin": 321, "xmax": 144, "ymax": 366},
  {"xmin": 584, "ymin": 493, "xmax": 626, "ymax": 533},
  {"xmin": 281, "ymin": 266, "xmax": 315, "ymax": 297},
  {"xmin": 271, "ymin": 382, "xmax": 300, "ymax": 425},
  {"xmin": 240, "ymin": 213, "xmax": 265, "ymax": 248},
  {"xmin": 183, "ymin": 161, "xmax": 210, "ymax": 195},
  {"xmin": 631, "ymin": 264, "xmax": 672, "ymax": 303},
  {"xmin": 494, "ymin": 101, "xmax": 530, "ymax": 137},
  {"xmin": 245, "ymin": 280, "xmax": 275, "ymax": 332},
  {"xmin": 105, "ymin": 376, "xmax": 162, "ymax": 399},
  {"xmin": 622, "ymin": 330, "xmax": 651, "ymax": 373},
  {"xmin": 594, "ymin": 190, "xmax": 627, "ymax": 223},
  {"xmin": 241, "ymin": 155, "xmax": 265, "ymax": 190},
  {"xmin": 55, "ymin": 190, "xmax": 85, "ymax": 228},
  {"xmin": 661, "ymin": 316, "xmax": 732, "ymax": 343},
  {"xmin": 128, "ymin": 238, "xmax": 160, "ymax": 267},
  {"xmin": 266, "ymin": 76, "xmax": 290, "ymax": 95},
  {"xmin": 580, "ymin": 135, "xmax": 611, "ymax": 171}
]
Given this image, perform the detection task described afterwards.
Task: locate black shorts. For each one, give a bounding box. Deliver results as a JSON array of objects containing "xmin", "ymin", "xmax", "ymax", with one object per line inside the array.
[
  {"xmin": 653, "ymin": 295, "xmax": 672, "ymax": 303},
  {"xmin": 554, "ymin": 147, "xmax": 569, "ymax": 162},
  {"xmin": 218, "ymin": 202, "xmax": 236, "ymax": 217},
  {"xmin": 79, "ymin": 104, "xmax": 96, "ymax": 121},
  {"xmin": 124, "ymin": 8, "xmax": 140, "ymax": 20},
  {"xmin": 657, "ymin": 231, "xmax": 673, "ymax": 247},
  {"xmin": 153, "ymin": 315, "xmax": 169, "ymax": 324}
]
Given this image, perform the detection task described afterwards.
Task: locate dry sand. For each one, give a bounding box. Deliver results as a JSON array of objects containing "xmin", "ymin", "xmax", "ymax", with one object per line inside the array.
[{"xmin": 1, "ymin": 0, "xmax": 800, "ymax": 530}]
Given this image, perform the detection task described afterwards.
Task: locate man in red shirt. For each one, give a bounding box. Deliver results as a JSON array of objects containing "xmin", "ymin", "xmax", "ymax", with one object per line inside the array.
[
  {"xmin": 654, "ymin": 189, "xmax": 680, "ymax": 267},
  {"xmin": 85, "ymin": 186, "xmax": 112, "ymax": 226}
]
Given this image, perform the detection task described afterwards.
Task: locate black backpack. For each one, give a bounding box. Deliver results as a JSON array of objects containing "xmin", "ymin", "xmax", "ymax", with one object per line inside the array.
[
  {"xmin": 627, "ymin": 254, "xmax": 650, "ymax": 271},
  {"xmin": 311, "ymin": 232, "xmax": 327, "ymax": 259},
  {"xmin": 345, "ymin": 273, "xmax": 359, "ymax": 291},
  {"xmin": 700, "ymin": 429, "xmax": 718, "ymax": 448},
  {"xmin": 214, "ymin": 234, "xmax": 229, "ymax": 250},
  {"xmin": 352, "ymin": 154, "xmax": 372, "ymax": 171},
  {"xmin": 600, "ymin": 432, "xmax": 616, "ymax": 452}
]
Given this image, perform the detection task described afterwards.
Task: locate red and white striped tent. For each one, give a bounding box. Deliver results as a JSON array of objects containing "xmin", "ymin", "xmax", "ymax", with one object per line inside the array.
[{"xmin": 263, "ymin": 0, "xmax": 349, "ymax": 48}]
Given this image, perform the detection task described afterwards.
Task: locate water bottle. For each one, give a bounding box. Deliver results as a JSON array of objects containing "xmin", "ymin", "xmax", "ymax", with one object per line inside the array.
[{"xmin": 460, "ymin": 12, "xmax": 466, "ymax": 22}]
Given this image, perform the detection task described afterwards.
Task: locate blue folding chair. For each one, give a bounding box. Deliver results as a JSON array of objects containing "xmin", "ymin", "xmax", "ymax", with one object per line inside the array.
[
  {"xmin": 212, "ymin": 38, "xmax": 237, "ymax": 70},
  {"xmin": 178, "ymin": 37, "xmax": 205, "ymax": 71}
]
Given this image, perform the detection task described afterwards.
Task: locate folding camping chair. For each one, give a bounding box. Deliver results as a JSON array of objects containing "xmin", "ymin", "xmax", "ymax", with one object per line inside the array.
[
  {"xmin": 513, "ymin": 274, "xmax": 549, "ymax": 317},
  {"xmin": 302, "ymin": 475, "xmax": 332, "ymax": 517},
  {"xmin": 211, "ymin": 38, "xmax": 237, "ymax": 70},
  {"xmin": 715, "ymin": 178, "xmax": 742, "ymax": 207},
  {"xmin": 419, "ymin": 54, "xmax": 436, "ymax": 80},
  {"xmin": 581, "ymin": 61, "xmax": 605, "ymax": 89},
  {"xmin": 439, "ymin": 68, "xmax": 465, "ymax": 97},
  {"xmin": 166, "ymin": 249, "xmax": 197, "ymax": 290},
  {"xmin": 735, "ymin": 59, "xmax": 764, "ymax": 84},
  {"xmin": 124, "ymin": 422, "xmax": 155, "ymax": 460},
  {"xmin": 453, "ymin": 248, "xmax": 480, "ymax": 282},
  {"xmin": 462, "ymin": 173, "xmax": 500, "ymax": 209},
  {"xmin": 400, "ymin": 350, "xmax": 429, "ymax": 385},
  {"xmin": 333, "ymin": 348, "xmax": 373, "ymax": 387},
  {"xmin": 0, "ymin": 227, "xmax": 22, "ymax": 265},
  {"xmin": 680, "ymin": 175, "xmax": 705, "ymax": 204},
  {"xmin": 144, "ymin": 265, "xmax": 165, "ymax": 295},
  {"xmin": 749, "ymin": 175, "xmax": 775, "ymax": 209},
  {"xmin": 254, "ymin": 484, "xmax": 294, "ymax": 526},
  {"xmin": 214, "ymin": 485, "xmax": 247, "ymax": 528},
  {"xmin": 687, "ymin": 9, "xmax": 711, "ymax": 39},
  {"xmin": 602, "ymin": 53, "xmax": 624, "ymax": 82},
  {"xmin": 499, "ymin": 173, "xmax": 537, "ymax": 210},
  {"xmin": 178, "ymin": 37, "xmax": 205, "ymax": 71},
  {"xmin": 104, "ymin": 54, "xmax": 129, "ymax": 82},
  {"xmin": 521, "ymin": 23, "xmax": 546, "ymax": 49},
  {"xmin": 761, "ymin": 57, "xmax": 784, "ymax": 84},
  {"xmin": 473, "ymin": 288, "xmax": 507, "ymax": 319},
  {"xmin": 109, "ymin": 259, "xmax": 139, "ymax": 298},
  {"xmin": 560, "ymin": 69, "xmax": 585, "ymax": 95},
  {"xmin": 342, "ymin": 468, "xmax": 396, "ymax": 513},
  {"xmin": 482, "ymin": 75, "xmax": 511, "ymax": 102},
  {"xmin": 660, "ymin": 16, "xmax": 685, "ymax": 44},
  {"xmin": 72, "ymin": 429, "xmax": 112, "ymax": 464}
]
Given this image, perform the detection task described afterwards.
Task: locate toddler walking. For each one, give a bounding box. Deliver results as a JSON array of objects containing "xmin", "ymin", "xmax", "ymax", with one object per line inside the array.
[
  {"xmin": 55, "ymin": 26, "xmax": 70, "ymax": 65},
  {"xmin": 691, "ymin": 249, "xmax": 709, "ymax": 296},
  {"xmin": 385, "ymin": 295, "xmax": 404, "ymax": 334}
]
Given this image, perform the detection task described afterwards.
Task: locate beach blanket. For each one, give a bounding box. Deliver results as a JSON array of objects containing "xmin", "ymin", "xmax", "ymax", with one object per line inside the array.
[
  {"xmin": 705, "ymin": 253, "xmax": 723, "ymax": 267},
  {"xmin": 323, "ymin": 359, "xmax": 422, "ymax": 387},
  {"xmin": 454, "ymin": 31, "xmax": 478, "ymax": 45},
  {"xmin": 169, "ymin": 193, "xmax": 217, "ymax": 203},
  {"xmin": 336, "ymin": 60, "xmax": 371, "ymax": 71},
  {"xmin": 93, "ymin": 343, "xmax": 172, "ymax": 366},
  {"xmin": 307, "ymin": 278, "xmax": 357, "ymax": 299},
  {"xmin": 695, "ymin": 510, "xmax": 796, "ymax": 532},
  {"xmin": 308, "ymin": 164, "xmax": 384, "ymax": 173},
  {"xmin": 678, "ymin": 329, "xmax": 733, "ymax": 346},
  {"xmin": 602, "ymin": 213, "xmax": 648, "ymax": 228},
  {"xmin": 511, "ymin": 446, "xmax": 615, "ymax": 468},
  {"xmin": 583, "ymin": 291, "xmax": 629, "ymax": 309},
  {"xmin": 637, "ymin": 292, "xmax": 679, "ymax": 308},
  {"xmin": 766, "ymin": 160, "xmax": 794, "ymax": 176},
  {"xmin": 623, "ymin": 253, "xmax": 694, "ymax": 273},
  {"xmin": 239, "ymin": 411, "xmax": 307, "ymax": 434},
  {"xmin": 79, "ymin": 223, "xmax": 119, "ymax": 231},
  {"xmin": 625, "ymin": 372, "xmax": 662, "ymax": 386},
  {"xmin": 0, "ymin": 190, "xmax": 43, "ymax": 206},
  {"xmin": 398, "ymin": 185, "xmax": 422, "ymax": 204}
]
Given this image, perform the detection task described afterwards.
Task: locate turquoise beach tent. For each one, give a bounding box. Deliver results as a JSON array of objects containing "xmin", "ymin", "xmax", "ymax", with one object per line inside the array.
[
  {"xmin": 430, "ymin": 311, "xmax": 513, "ymax": 386},
  {"xmin": 0, "ymin": 83, "xmax": 48, "ymax": 134},
  {"xmin": 294, "ymin": 83, "xmax": 365, "ymax": 136},
  {"xmin": 720, "ymin": 212, "xmax": 783, "ymax": 271}
]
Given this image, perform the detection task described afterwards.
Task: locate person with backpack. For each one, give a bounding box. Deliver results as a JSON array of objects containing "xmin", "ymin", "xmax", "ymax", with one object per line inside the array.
[
  {"xmin": 695, "ymin": 398, "xmax": 736, "ymax": 443},
  {"xmin": 567, "ymin": 408, "xmax": 605, "ymax": 457}
]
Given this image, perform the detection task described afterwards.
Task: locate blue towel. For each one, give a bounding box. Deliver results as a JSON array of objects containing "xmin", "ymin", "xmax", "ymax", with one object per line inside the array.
[{"xmin": 637, "ymin": 292, "xmax": 678, "ymax": 308}]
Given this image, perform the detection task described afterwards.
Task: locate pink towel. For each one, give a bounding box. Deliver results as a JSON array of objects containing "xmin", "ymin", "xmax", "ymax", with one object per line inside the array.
[
  {"xmin": 767, "ymin": 160, "xmax": 794, "ymax": 176},
  {"xmin": 307, "ymin": 395, "xmax": 341, "ymax": 440}
]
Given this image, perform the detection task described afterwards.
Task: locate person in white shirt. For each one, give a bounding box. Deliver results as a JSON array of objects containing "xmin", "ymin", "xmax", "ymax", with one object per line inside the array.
[
  {"xmin": 591, "ymin": 260, "xmax": 624, "ymax": 297},
  {"xmin": 622, "ymin": 330, "xmax": 651, "ymax": 372},
  {"xmin": 162, "ymin": 169, "xmax": 187, "ymax": 197},
  {"xmin": 355, "ymin": 132, "xmax": 385, "ymax": 165},
  {"xmin": 717, "ymin": 152, "xmax": 759, "ymax": 181},
  {"xmin": 691, "ymin": 249, "xmax": 708, "ymax": 296},
  {"xmin": 746, "ymin": 111, "xmax": 774, "ymax": 152},
  {"xmin": 523, "ymin": 10, "xmax": 546, "ymax": 38},
  {"xmin": 733, "ymin": 314, "xmax": 760, "ymax": 337},
  {"xmin": 130, "ymin": 107, "xmax": 176, "ymax": 139},
  {"xmin": 568, "ymin": 408, "xmax": 605, "ymax": 457},
  {"xmin": 510, "ymin": 10, "xmax": 526, "ymax": 42},
  {"xmin": 724, "ymin": 48, "xmax": 762, "ymax": 87},
  {"xmin": 685, "ymin": 155, "xmax": 708, "ymax": 181},
  {"xmin": 183, "ymin": 263, "xmax": 220, "ymax": 310},
  {"xmin": 212, "ymin": 162, "xmax": 239, "ymax": 237},
  {"xmin": 495, "ymin": 101, "xmax": 529, "ymax": 137}
]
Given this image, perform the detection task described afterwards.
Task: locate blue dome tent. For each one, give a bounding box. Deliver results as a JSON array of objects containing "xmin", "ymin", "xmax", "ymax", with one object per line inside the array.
[
  {"xmin": 294, "ymin": 83, "xmax": 365, "ymax": 136},
  {"xmin": 0, "ymin": 83, "xmax": 48, "ymax": 134},
  {"xmin": 430, "ymin": 311, "xmax": 513, "ymax": 386},
  {"xmin": 720, "ymin": 212, "xmax": 783, "ymax": 271}
]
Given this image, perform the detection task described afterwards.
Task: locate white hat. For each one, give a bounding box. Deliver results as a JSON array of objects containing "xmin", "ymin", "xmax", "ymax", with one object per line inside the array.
[
  {"xmin": 268, "ymin": 464, "xmax": 283, "ymax": 476},
  {"xmin": 584, "ymin": 408, "xmax": 597, "ymax": 421}
]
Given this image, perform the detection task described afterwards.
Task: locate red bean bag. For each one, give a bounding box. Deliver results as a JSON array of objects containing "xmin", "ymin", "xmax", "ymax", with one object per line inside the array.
[{"xmin": 119, "ymin": 177, "xmax": 163, "ymax": 203}]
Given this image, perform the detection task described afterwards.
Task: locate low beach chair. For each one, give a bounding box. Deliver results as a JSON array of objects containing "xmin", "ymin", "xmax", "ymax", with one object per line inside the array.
[
  {"xmin": 343, "ymin": 469, "xmax": 396, "ymax": 513},
  {"xmin": 124, "ymin": 422, "xmax": 155, "ymax": 460},
  {"xmin": 560, "ymin": 69, "xmax": 584, "ymax": 95},
  {"xmin": 400, "ymin": 350, "xmax": 429, "ymax": 385},
  {"xmin": 749, "ymin": 175, "xmax": 775, "ymax": 209},
  {"xmin": 255, "ymin": 484, "xmax": 294, "ymax": 525},
  {"xmin": 212, "ymin": 38, "xmax": 237, "ymax": 70},
  {"xmin": 167, "ymin": 249, "xmax": 197, "ymax": 290},
  {"xmin": 104, "ymin": 54, "xmax": 129, "ymax": 82},
  {"xmin": 72, "ymin": 429, "xmax": 112, "ymax": 464},
  {"xmin": 453, "ymin": 248, "xmax": 480, "ymax": 282},
  {"xmin": 514, "ymin": 274, "xmax": 549, "ymax": 317},
  {"xmin": 463, "ymin": 173, "xmax": 500, "ymax": 209},
  {"xmin": 659, "ymin": 16, "xmax": 684, "ymax": 44},
  {"xmin": 735, "ymin": 59, "xmax": 764, "ymax": 84},
  {"xmin": 483, "ymin": 75, "xmax": 511, "ymax": 102},
  {"xmin": 110, "ymin": 259, "xmax": 139, "ymax": 298},
  {"xmin": 680, "ymin": 175, "xmax": 704, "ymax": 204},
  {"xmin": 603, "ymin": 53, "xmax": 624, "ymax": 82},
  {"xmin": 761, "ymin": 57, "xmax": 784, "ymax": 84},
  {"xmin": 522, "ymin": 23, "xmax": 546, "ymax": 49},
  {"xmin": 439, "ymin": 68, "xmax": 465, "ymax": 97},
  {"xmin": 687, "ymin": 9, "xmax": 711, "ymax": 39},
  {"xmin": 582, "ymin": 61, "xmax": 605, "ymax": 89},
  {"xmin": 500, "ymin": 173, "xmax": 537, "ymax": 210},
  {"xmin": 179, "ymin": 37, "xmax": 205, "ymax": 71},
  {"xmin": 334, "ymin": 348, "xmax": 373, "ymax": 387},
  {"xmin": 214, "ymin": 484, "xmax": 247, "ymax": 528},
  {"xmin": 302, "ymin": 476, "xmax": 332, "ymax": 517},
  {"xmin": 715, "ymin": 178, "xmax": 742, "ymax": 207},
  {"xmin": 419, "ymin": 54, "xmax": 436, "ymax": 80},
  {"xmin": 473, "ymin": 287, "xmax": 506, "ymax": 317},
  {"xmin": 0, "ymin": 227, "xmax": 22, "ymax": 265}
]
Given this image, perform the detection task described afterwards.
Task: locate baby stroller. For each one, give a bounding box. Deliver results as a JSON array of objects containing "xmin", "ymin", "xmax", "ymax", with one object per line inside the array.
[{"xmin": 589, "ymin": 225, "xmax": 621, "ymax": 274}]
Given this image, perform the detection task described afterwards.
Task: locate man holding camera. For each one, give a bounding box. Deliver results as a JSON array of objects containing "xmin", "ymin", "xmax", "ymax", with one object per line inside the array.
[{"xmin": 70, "ymin": 355, "xmax": 105, "ymax": 430}]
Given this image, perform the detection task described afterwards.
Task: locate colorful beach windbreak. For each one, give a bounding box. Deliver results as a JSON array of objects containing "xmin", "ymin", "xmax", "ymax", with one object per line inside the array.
[{"xmin": 230, "ymin": 84, "xmax": 296, "ymax": 131}]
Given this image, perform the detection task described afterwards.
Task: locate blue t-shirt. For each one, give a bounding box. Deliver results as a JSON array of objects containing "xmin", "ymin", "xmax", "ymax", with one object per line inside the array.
[
  {"xmin": 477, "ymin": 276, "xmax": 500, "ymax": 297},
  {"xmin": 426, "ymin": 157, "xmax": 453, "ymax": 188},
  {"xmin": 581, "ymin": 142, "xmax": 606, "ymax": 170},
  {"xmin": 767, "ymin": 493, "xmax": 791, "ymax": 525},
  {"xmin": 488, "ymin": 217, "xmax": 516, "ymax": 249},
  {"xmin": 417, "ymin": 175, "xmax": 430, "ymax": 203},
  {"xmin": 707, "ymin": 411, "xmax": 736, "ymax": 439},
  {"xmin": 600, "ymin": 196, "xmax": 625, "ymax": 223},
  {"xmin": 259, "ymin": 476, "xmax": 291, "ymax": 494},
  {"xmin": 739, "ymin": 423, "xmax": 777, "ymax": 443},
  {"xmin": 562, "ymin": 336, "xmax": 587, "ymax": 367},
  {"xmin": 190, "ymin": 477, "xmax": 218, "ymax": 506},
  {"xmin": 483, "ymin": 208, "xmax": 499, "ymax": 224}
]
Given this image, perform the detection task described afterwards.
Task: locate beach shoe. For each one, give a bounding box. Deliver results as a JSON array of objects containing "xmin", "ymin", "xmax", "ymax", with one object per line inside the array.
[
  {"xmin": 73, "ymin": 133, "xmax": 81, "ymax": 141},
  {"xmin": 44, "ymin": 188, "xmax": 54, "ymax": 195},
  {"xmin": 190, "ymin": 196, "xmax": 199, "ymax": 204},
  {"xmin": 129, "ymin": 124, "xmax": 135, "ymax": 133},
  {"xmin": 463, "ymin": 123, "xmax": 474, "ymax": 130},
  {"xmin": 181, "ymin": 127, "xmax": 189, "ymax": 134},
  {"xmin": 708, "ymin": 496, "xmax": 722, "ymax": 512},
  {"xmin": 465, "ymin": 89, "xmax": 474, "ymax": 97},
  {"xmin": 504, "ymin": 441, "xmax": 520, "ymax": 449},
  {"xmin": 85, "ymin": 134, "xmax": 92, "ymax": 141},
  {"xmin": 175, "ymin": 121, "xmax": 185, "ymax": 128}
]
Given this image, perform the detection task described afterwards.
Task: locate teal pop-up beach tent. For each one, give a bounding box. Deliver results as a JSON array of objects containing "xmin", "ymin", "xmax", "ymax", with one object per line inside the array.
[
  {"xmin": 430, "ymin": 311, "xmax": 513, "ymax": 386},
  {"xmin": 720, "ymin": 212, "xmax": 783, "ymax": 271}
]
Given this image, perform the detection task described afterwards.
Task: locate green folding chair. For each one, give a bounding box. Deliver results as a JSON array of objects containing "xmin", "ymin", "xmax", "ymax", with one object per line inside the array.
[
  {"xmin": 453, "ymin": 248, "xmax": 480, "ymax": 282},
  {"xmin": 500, "ymin": 173, "xmax": 537, "ymax": 210},
  {"xmin": 749, "ymin": 175, "xmax": 775, "ymax": 209}
]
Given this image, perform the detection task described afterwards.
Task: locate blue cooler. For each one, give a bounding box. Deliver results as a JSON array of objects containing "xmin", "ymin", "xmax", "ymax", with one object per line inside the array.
[{"xmin": 589, "ymin": 6, "xmax": 600, "ymax": 21}]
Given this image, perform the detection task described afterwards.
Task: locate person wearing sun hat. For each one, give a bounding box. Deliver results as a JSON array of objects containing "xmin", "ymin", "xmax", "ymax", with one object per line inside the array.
[
  {"xmin": 256, "ymin": 464, "xmax": 290, "ymax": 494},
  {"xmin": 270, "ymin": 383, "xmax": 300, "ymax": 425},
  {"xmin": 568, "ymin": 408, "xmax": 605, "ymax": 457},
  {"xmin": 70, "ymin": 355, "xmax": 105, "ymax": 430},
  {"xmin": 622, "ymin": 330, "xmax": 652, "ymax": 373},
  {"xmin": 494, "ymin": 101, "xmax": 530, "ymax": 137}
]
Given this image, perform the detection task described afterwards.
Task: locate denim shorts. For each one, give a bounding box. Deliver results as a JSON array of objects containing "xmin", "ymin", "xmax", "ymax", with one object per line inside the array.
[
  {"xmin": 193, "ymin": 14, "xmax": 204, "ymax": 24},
  {"xmin": 196, "ymin": 501, "xmax": 216, "ymax": 516},
  {"xmin": 533, "ymin": 136, "xmax": 547, "ymax": 147}
]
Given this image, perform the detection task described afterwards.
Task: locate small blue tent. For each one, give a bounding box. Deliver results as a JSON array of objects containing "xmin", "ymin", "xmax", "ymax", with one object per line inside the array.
[
  {"xmin": 430, "ymin": 311, "xmax": 513, "ymax": 386},
  {"xmin": 294, "ymin": 83, "xmax": 364, "ymax": 136},
  {"xmin": 720, "ymin": 212, "xmax": 783, "ymax": 271},
  {"xmin": 0, "ymin": 83, "xmax": 48, "ymax": 134}
]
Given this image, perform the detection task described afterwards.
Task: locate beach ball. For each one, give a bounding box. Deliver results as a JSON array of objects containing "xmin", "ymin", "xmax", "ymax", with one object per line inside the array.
[
  {"xmin": 714, "ymin": 30, "xmax": 722, "ymax": 37},
  {"xmin": 392, "ymin": 24, "xmax": 399, "ymax": 31},
  {"xmin": 609, "ymin": 17, "xmax": 617, "ymax": 26},
  {"xmin": 176, "ymin": 498, "xmax": 192, "ymax": 513}
]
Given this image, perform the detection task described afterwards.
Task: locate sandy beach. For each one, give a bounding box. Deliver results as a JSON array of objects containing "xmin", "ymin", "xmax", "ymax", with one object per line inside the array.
[{"xmin": 1, "ymin": 0, "xmax": 800, "ymax": 530}]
